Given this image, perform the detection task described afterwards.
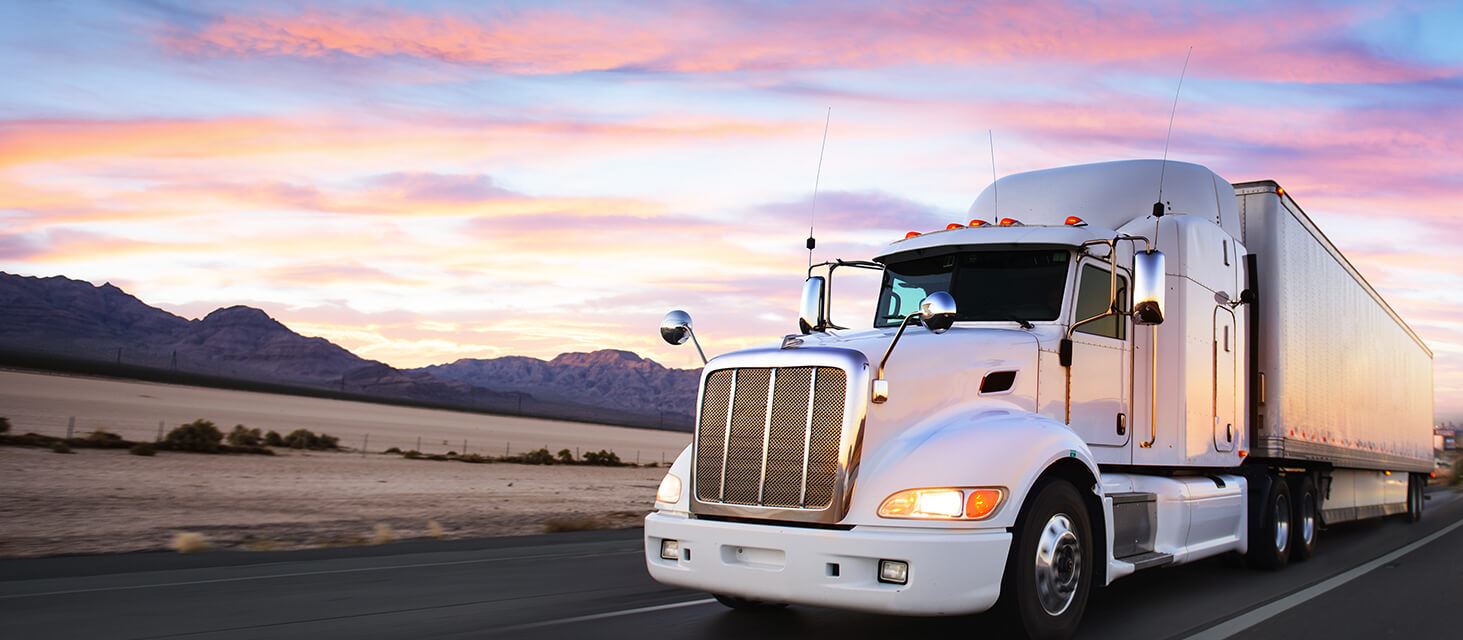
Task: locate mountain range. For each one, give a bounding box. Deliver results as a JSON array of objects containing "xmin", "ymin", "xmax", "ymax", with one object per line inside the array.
[{"xmin": 0, "ymin": 272, "xmax": 700, "ymax": 430}]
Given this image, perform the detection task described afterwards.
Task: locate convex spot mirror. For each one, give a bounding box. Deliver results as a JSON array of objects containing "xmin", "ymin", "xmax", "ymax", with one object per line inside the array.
[
  {"xmin": 660, "ymin": 310, "xmax": 694, "ymax": 345},
  {"xmin": 1132, "ymin": 250, "xmax": 1166, "ymax": 325},
  {"xmin": 919, "ymin": 291, "xmax": 958, "ymax": 333}
]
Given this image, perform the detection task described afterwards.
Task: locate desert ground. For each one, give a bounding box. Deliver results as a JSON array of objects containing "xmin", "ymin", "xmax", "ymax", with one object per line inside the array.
[
  {"xmin": 0, "ymin": 369, "xmax": 690, "ymax": 463},
  {"xmin": 0, "ymin": 445, "xmax": 669, "ymax": 557}
]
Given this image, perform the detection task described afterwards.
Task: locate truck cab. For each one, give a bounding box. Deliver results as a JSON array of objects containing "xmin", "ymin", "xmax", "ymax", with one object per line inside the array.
[{"xmin": 644, "ymin": 160, "xmax": 1432, "ymax": 640}]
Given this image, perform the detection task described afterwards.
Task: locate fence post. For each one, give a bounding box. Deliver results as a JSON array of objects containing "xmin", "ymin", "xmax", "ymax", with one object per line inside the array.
[
  {"xmin": 66, "ymin": 416, "xmax": 75, "ymax": 440},
  {"xmin": 157, "ymin": 421, "xmax": 165, "ymax": 442},
  {"xmin": 362, "ymin": 434, "xmax": 369, "ymax": 457},
  {"xmin": 576, "ymin": 447, "xmax": 580, "ymax": 460},
  {"xmin": 463, "ymin": 439, "xmax": 468, "ymax": 455},
  {"xmin": 636, "ymin": 450, "xmax": 640, "ymax": 465},
  {"xmin": 662, "ymin": 451, "xmax": 666, "ymax": 465},
  {"xmin": 505, "ymin": 442, "xmax": 510, "ymax": 455},
  {"xmin": 416, "ymin": 436, "xmax": 422, "ymax": 453}
]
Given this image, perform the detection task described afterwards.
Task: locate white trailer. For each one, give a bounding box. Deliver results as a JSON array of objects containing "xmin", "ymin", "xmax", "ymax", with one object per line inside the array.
[{"xmin": 644, "ymin": 160, "xmax": 1434, "ymax": 639}]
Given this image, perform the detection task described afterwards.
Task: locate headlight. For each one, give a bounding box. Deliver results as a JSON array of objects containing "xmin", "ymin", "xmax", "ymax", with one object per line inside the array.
[
  {"xmin": 877, "ymin": 487, "xmax": 1005, "ymax": 520},
  {"xmin": 656, "ymin": 473, "xmax": 682, "ymax": 504}
]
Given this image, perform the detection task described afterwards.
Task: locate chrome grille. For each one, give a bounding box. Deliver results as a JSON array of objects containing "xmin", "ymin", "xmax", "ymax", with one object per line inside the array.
[{"xmin": 694, "ymin": 366, "xmax": 848, "ymax": 509}]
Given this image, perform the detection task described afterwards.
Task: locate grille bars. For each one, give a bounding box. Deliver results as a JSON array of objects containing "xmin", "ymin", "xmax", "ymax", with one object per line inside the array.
[
  {"xmin": 799, "ymin": 368, "xmax": 817, "ymax": 507},
  {"xmin": 718, "ymin": 370, "xmax": 737, "ymax": 502},
  {"xmin": 755, "ymin": 369, "xmax": 778, "ymax": 505}
]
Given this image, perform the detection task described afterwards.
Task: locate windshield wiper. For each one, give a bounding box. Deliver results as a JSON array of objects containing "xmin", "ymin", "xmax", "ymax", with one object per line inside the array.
[{"xmin": 1003, "ymin": 314, "xmax": 1034, "ymax": 330}]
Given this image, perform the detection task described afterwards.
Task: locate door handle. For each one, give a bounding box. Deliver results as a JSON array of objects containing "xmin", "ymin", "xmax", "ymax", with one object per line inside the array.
[{"xmin": 1116, "ymin": 413, "xmax": 1127, "ymax": 436}]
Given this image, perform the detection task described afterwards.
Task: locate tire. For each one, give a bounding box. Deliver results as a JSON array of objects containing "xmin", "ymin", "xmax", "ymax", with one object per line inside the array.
[
  {"xmin": 713, "ymin": 594, "xmax": 786, "ymax": 611},
  {"xmin": 1406, "ymin": 475, "xmax": 1423, "ymax": 523},
  {"xmin": 1288, "ymin": 475, "xmax": 1318, "ymax": 562},
  {"xmin": 1247, "ymin": 474, "xmax": 1292, "ymax": 570},
  {"xmin": 999, "ymin": 480, "xmax": 1094, "ymax": 640}
]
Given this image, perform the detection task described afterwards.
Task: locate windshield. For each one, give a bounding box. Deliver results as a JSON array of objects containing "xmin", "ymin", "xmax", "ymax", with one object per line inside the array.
[{"xmin": 874, "ymin": 249, "xmax": 1071, "ymax": 327}]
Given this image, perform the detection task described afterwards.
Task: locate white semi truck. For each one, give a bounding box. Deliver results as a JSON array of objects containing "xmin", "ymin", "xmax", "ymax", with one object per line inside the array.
[{"xmin": 644, "ymin": 160, "xmax": 1434, "ymax": 639}]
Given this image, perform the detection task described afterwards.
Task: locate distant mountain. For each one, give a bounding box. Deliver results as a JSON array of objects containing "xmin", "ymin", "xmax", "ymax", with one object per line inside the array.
[
  {"xmin": 0, "ymin": 272, "xmax": 697, "ymax": 430},
  {"xmin": 415, "ymin": 349, "xmax": 700, "ymax": 420}
]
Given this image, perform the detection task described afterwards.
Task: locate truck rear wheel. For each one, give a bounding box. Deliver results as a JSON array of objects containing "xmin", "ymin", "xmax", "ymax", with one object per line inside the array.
[
  {"xmin": 1406, "ymin": 475, "xmax": 1424, "ymax": 523},
  {"xmin": 712, "ymin": 594, "xmax": 786, "ymax": 611},
  {"xmin": 1288, "ymin": 476, "xmax": 1318, "ymax": 562},
  {"xmin": 1000, "ymin": 480, "xmax": 1093, "ymax": 640},
  {"xmin": 1247, "ymin": 475, "xmax": 1292, "ymax": 570}
]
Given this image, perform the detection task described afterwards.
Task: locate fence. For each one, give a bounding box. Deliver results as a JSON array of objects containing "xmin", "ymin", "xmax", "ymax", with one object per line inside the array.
[{"xmin": 3, "ymin": 411, "xmax": 683, "ymax": 467}]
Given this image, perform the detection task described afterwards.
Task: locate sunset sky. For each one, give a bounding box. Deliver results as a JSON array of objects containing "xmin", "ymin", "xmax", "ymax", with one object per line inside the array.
[{"xmin": 1, "ymin": 1, "xmax": 1460, "ymax": 418}]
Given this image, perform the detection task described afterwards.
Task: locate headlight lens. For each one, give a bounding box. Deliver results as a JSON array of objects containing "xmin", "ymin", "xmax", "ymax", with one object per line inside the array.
[
  {"xmin": 656, "ymin": 473, "xmax": 682, "ymax": 504},
  {"xmin": 878, "ymin": 487, "xmax": 1005, "ymax": 520}
]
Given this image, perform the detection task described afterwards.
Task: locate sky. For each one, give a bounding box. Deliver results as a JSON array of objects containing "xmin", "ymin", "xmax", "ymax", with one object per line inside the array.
[{"xmin": 1, "ymin": 1, "xmax": 1460, "ymax": 419}]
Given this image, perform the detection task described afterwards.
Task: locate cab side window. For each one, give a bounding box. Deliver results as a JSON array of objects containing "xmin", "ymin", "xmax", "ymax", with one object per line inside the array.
[{"xmin": 1073, "ymin": 264, "xmax": 1128, "ymax": 340}]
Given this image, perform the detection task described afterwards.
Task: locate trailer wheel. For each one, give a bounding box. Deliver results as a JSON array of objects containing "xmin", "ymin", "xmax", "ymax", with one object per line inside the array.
[
  {"xmin": 1000, "ymin": 480, "xmax": 1093, "ymax": 640},
  {"xmin": 1288, "ymin": 476, "xmax": 1318, "ymax": 562},
  {"xmin": 1247, "ymin": 475, "xmax": 1292, "ymax": 570},
  {"xmin": 713, "ymin": 594, "xmax": 786, "ymax": 611},
  {"xmin": 1405, "ymin": 475, "xmax": 1423, "ymax": 523}
]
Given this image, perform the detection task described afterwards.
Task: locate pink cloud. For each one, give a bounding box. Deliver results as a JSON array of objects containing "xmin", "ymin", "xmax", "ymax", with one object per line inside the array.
[{"xmin": 159, "ymin": 2, "xmax": 1458, "ymax": 84}]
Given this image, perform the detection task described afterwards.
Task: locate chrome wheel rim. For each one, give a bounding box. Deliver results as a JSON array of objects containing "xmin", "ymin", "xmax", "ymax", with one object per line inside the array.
[
  {"xmin": 1274, "ymin": 493, "xmax": 1291, "ymax": 552},
  {"xmin": 1034, "ymin": 513, "xmax": 1082, "ymax": 616},
  {"xmin": 1300, "ymin": 494, "xmax": 1315, "ymax": 546}
]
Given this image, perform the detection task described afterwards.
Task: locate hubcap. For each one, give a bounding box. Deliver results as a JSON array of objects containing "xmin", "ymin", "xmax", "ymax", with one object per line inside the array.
[
  {"xmin": 1274, "ymin": 494, "xmax": 1291, "ymax": 552},
  {"xmin": 1034, "ymin": 513, "xmax": 1082, "ymax": 616},
  {"xmin": 1300, "ymin": 494, "xmax": 1315, "ymax": 546}
]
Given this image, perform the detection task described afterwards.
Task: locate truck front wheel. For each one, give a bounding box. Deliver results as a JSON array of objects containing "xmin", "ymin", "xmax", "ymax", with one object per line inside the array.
[
  {"xmin": 1000, "ymin": 480, "xmax": 1093, "ymax": 640},
  {"xmin": 1247, "ymin": 475, "xmax": 1292, "ymax": 570}
]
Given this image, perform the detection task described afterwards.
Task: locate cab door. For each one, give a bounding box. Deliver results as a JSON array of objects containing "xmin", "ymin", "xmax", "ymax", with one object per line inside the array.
[
  {"xmin": 1213, "ymin": 307, "xmax": 1237, "ymax": 452},
  {"xmin": 1067, "ymin": 261, "xmax": 1131, "ymax": 457}
]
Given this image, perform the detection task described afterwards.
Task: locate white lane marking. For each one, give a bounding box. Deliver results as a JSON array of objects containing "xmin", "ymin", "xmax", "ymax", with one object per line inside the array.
[
  {"xmin": 492, "ymin": 598, "xmax": 718, "ymax": 633},
  {"xmin": 1183, "ymin": 516, "xmax": 1463, "ymax": 640},
  {"xmin": 0, "ymin": 547, "xmax": 641, "ymax": 600}
]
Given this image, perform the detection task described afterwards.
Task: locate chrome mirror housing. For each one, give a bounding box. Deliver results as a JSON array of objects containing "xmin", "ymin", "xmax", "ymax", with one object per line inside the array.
[
  {"xmin": 798, "ymin": 276, "xmax": 827, "ymax": 334},
  {"xmin": 918, "ymin": 291, "xmax": 958, "ymax": 333},
  {"xmin": 660, "ymin": 310, "xmax": 707, "ymax": 364},
  {"xmin": 1132, "ymin": 250, "xmax": 1166, "ymax": 325}
]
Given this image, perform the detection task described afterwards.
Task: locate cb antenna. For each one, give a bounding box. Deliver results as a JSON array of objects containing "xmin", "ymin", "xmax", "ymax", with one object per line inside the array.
[
  {"xmin": 988, "ymin": 129, "xmax": 999, "ymax": 221},
  {"xmin": 1154, "ymin": 46, "xmax": 1192, "ymax": 219},
  {"xmin": 807, "ymin": 107, "xmax": 831, "ymax": 270}
]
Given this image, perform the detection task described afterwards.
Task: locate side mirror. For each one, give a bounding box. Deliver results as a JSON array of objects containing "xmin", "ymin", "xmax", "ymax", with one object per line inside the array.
[
  {"xmin": 1132, "ymin": 250, "xmax": 1166, "ymax": 325},
  {"xmin": 919, "ymin": 291, "xmax": 958, "ymax": 334},
  {"xmin": 798, "ymin": 276, "xmax": 827, "ymax": 334},
  {"xmin": 660, "ymin": 310, "xmax": 707, "ymax": 364}
]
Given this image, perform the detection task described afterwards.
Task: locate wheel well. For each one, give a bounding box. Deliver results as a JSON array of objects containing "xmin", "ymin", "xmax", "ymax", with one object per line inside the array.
[{"xmin": 1028, "ymin": 459, "xmax": 1105, "ymax": 579}]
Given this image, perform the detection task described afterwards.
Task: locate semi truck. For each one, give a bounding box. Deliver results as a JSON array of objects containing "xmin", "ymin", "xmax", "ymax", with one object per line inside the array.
[{"xmin": 644, "ymin": 160, "xmax": 1434, "ymax": 639}]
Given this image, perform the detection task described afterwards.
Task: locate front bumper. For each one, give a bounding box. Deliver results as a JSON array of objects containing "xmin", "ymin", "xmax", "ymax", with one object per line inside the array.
[{"xmin": 644, "ymin": 511, "xmax": 1011, "ymax": 616}]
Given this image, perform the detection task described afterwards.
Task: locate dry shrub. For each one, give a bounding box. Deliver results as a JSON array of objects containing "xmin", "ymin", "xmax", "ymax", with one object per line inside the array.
[
  {"xmin": 51, "ymin": 442, "xmax": 73, "ymax": 454},
  {"xmin": 226, "ymin": 425, "xmax": 262, "ymax": 447},
  {"xmin": 371, "ymin": 523, "xmax": 395, "ymax": 545},
  {"xmin": 427, "ymin": 520, "xmax": 445, "ymax": 539},
  {"xmin": 165, "ymin": 420, "xmax": 223, "ymax": 453},
  {"xmin": 171, "ymin": 532, "xmax": 209, "ymax": 553},
  {"xmin": 543, "ymin": 515, "xmax": 610, "ymax": 533},
  {"xmin": 129, "ymin": 442, "xmax": 156, "ymax": 456},
  {"xmin": 0, "ymin": 416, "xmax": 10, "ymax": 433}
]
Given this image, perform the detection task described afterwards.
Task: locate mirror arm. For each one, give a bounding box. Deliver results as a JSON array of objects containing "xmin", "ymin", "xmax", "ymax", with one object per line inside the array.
[
  {"xmin": 872, "ymin": 313, "xmax": 920, "ymax": 404},
  {"xmin": 684, "ymin": 326, "xmax": 708, "ymax": 365}
]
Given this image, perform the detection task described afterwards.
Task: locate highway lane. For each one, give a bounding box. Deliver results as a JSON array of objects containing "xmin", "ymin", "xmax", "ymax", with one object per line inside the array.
[{"xmin": 1, "ymin": 488, "xmax": 1458, "ymax": 640}]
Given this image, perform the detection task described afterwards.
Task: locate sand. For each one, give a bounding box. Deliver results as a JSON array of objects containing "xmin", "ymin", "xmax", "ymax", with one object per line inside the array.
[
  {"xmin": 0, "ymin": 445, "xmax": 670, "ymax": 557},
  {"xmin": 0, "ymin": 369, "xmax": 690, "ymax": 464}
]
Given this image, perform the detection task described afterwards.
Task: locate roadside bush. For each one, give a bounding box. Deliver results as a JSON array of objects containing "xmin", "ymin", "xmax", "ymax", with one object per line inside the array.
[
  {"xmin": 557, "ymin": 448, "xmax": 575, "ymax": 463},
  {"xmin": 383, "ymin": 447, "xmax": 402, "ymax": 454},
  {"xmin": 130, "ymin": 442, "xmax": 156, "ymax": 456},
  {"xmin": 0, "ymin": 416, "xmax": 10, "ymax": 433},
  {"xmin": 582, "ymin": 449, "xmax": 623, "ymax": 466},
  {"xmin": 282, "ymin": 428, "xmax": 339, "ymax": 450},
  {"xmin": 164, "ymin": 420, "xmax": 224, "ymax": 453},
  {"xmin": 51, "ymin": 441, "xmax": 73, "ymax": 454},
  {"xmin": 264, "ymin": 430, "xmax": 284, "ymax": 447},
  {"xmin": 505, "ymin": 448, "xmax": 555, "ymax": 465},
  {"xmin": 459, "ymin": 453, "xmax": 490, "ymax": 464},
  {"xmin": 403, "ymin": 450, "xmax": 423, "ymax": 459},
  {"xmin": 80, "ymin": 429, "xmax": 130, "ymax": 449},
  {"xmin": 227, "ymin": 425, "xmax": 262, "ymax": 447}
]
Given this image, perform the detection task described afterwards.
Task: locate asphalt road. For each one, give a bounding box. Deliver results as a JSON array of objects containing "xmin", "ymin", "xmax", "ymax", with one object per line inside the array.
[{"xmin": 2, "ymin": 488, "xmax": 1459, "ymax": 640}]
